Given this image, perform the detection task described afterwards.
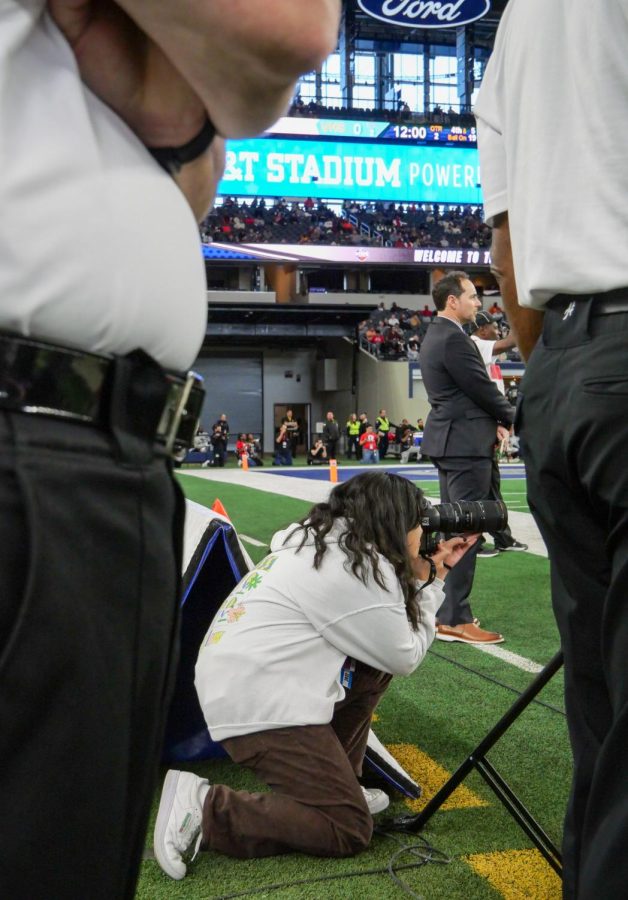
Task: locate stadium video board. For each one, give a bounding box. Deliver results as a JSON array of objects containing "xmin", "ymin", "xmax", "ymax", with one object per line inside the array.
[{"xmin": 217, "ymin": 116, "xmax": 481, "ymax": 205}]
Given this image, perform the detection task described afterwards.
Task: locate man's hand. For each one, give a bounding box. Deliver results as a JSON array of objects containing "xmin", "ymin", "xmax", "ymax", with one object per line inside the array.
[
  {"xmin": 48, "ymin": 0, "xmax": 227, "ymax": 218},
  {"xmin": 47, "ymin": 0, "xmax": 208, "ymax": 146},
  {"xmin": 496, "ymin": 424, "xmax": 511, "ymax": 450},
  {"xmin": 47, "ymin": 0, "xmax": 340, "ymax": 217}
]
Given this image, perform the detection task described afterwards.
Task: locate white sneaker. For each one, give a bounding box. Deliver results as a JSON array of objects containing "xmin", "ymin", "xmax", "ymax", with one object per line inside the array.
[
  {"xmin": 361, "ymin": 786, "xmax": 390, "ymax": 815},
  {"xmin": 154, "ymin": 770, "xmax": 210, "ymax": 880}
]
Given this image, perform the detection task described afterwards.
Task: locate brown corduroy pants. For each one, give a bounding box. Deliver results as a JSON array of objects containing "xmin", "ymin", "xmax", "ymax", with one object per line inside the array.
[{"xmin": 201, "ymin": 661, "xmax": 392, "ymax": 858}]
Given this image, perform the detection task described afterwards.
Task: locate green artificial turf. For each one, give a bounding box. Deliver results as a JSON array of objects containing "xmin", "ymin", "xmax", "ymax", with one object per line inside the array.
[{"xmin": 136, "ymin": 474, "xmax": 569, "ymax": 900}]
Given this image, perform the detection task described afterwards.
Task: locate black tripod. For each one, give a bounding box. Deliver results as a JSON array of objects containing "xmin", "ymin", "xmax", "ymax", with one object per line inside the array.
[{"xmin": 387, "ymin": 650, "xmax": 564, "ymax": 876}]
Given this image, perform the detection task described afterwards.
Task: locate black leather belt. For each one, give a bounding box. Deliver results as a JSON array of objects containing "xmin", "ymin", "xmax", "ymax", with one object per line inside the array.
[
  {"xmin": 548, "ymin": 287, "xmax": 628, "ymax": 316},
  {"xmin": 0, "ymin": 333, "xmax": 204, "ymax": 457}
]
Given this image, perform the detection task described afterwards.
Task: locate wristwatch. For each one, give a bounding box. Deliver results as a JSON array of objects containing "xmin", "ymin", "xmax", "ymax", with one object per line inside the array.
[{"xmin": 148, "ymin": 116, "xmax": 216, "ymax": 176}]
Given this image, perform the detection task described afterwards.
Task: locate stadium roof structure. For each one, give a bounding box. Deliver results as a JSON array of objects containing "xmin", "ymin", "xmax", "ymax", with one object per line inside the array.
[{"xmin": 204, "ymin": 301, "xmax": 376, "ymax": 343}]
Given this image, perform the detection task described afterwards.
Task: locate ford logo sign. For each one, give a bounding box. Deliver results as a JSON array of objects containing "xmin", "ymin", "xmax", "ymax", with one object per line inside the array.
[{"xmin": 357, "ymin": 0, "xmax": 491, "ymax": 29}]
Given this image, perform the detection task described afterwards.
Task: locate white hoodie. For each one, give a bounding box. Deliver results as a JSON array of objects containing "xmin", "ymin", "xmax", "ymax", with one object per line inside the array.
[{"xmin": 195, "ymin": 520, "xmax": 443, "ymax": 741}]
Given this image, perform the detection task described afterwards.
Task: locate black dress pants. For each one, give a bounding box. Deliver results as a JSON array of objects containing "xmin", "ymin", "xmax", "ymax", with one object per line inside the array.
[
  {"xmin": 488, "ymin": 457, "xmax": 515, "ymax": 550},
  {"xmin": 0, "ymin": 412, "xmax": 184, "ymax": 900},
  {"xmin": 518, "ymin": 299, "xmax": 628, "ymax": 899},
  {"xmin": 432, "ymin": 455, "xmax": 492, "ymax": 625}
]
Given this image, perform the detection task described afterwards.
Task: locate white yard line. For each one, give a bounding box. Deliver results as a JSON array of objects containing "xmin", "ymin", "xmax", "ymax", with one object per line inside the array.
[
  {"xmin": 474, "ymin": 644, "xmax": 545, "ymax": 673},
  {"xmin": 181, "ymin": 466, "xmax": 335, "ymax": 504},
  {"xmin": 239, "ymin": 534, "xmax": 267, "ymax": 547}
]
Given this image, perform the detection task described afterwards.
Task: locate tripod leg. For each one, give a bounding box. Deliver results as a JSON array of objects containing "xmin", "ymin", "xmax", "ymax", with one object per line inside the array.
[{"xmin": 389, "ymin": 651, "xmax": 564, "ymax": 833}]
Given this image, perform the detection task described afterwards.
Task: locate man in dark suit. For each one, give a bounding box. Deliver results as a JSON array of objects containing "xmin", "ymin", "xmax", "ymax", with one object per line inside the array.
[{"xmin": 420, "ymin": 271, "xmax": 515, "ymax": 644}]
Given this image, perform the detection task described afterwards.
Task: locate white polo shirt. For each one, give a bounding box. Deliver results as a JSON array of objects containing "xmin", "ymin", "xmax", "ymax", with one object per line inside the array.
[
  {"xmin": 475, "ymin": 0, "xmax": 628, "ymax": 309},
  {"xmin": 470, "ymin": 335, "xmax": 505, "ymax": 394},
  {"xmin": 0, "ymin": 1, "xmax": 207, "ymax": 370}
]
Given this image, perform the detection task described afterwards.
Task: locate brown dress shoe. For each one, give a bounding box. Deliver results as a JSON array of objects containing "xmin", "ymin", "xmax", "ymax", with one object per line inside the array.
[{"xmin": 435, "ymin": 622, "xmax": 504, "ymax": 644}]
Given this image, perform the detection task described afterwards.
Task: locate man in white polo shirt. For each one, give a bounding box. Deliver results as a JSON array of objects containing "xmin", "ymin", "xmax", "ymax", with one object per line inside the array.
[
  {"xmin": 476, "ymin": 1, "xmax": 628, "ymax": 896},
  {"xmin": 0, "ymin": 2, "xmax": 340, "ymax": 898},
  {"xmin": 470, "ymin": 311, "xmax": 527, "ymax": 556}
]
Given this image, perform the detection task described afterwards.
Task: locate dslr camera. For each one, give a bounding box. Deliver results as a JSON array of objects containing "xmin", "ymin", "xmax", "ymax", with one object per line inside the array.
[{"xmin": 419, "ymin": 499, "xmax": 508, "ymax": 556}]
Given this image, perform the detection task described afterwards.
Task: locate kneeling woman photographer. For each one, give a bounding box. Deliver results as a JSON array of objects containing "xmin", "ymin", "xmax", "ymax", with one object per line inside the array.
[{"xmin": 155, "ymin": 472, "xmax": 477, "ymax": 878}]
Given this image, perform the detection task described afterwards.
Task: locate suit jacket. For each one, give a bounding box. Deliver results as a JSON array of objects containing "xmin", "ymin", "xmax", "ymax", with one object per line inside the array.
[{"xmin": 420, "ymin": 317, "xmax": 514, "ymax": 458}]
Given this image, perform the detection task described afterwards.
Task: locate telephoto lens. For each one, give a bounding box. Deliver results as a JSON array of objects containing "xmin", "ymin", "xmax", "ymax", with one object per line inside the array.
[{"xmin": 419, "ymin": 500, "xmax": 508, "ymax": 556}]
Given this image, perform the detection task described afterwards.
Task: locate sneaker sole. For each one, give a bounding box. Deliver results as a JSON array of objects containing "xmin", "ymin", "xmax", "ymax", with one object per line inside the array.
[
  {"xmin": 435, "ymin": 633, "xmax": 504, "ymax": 645},
  {"xmin": 436, "ymin": 632, "xmax": 504, "ymax": 646},
  {"xmin": 154, "ymin": 770, "xmax": 186, "ymax": 881},
  {"xmin": 498, "ymin": 546, "xmax": 528, "ymax": 552}
]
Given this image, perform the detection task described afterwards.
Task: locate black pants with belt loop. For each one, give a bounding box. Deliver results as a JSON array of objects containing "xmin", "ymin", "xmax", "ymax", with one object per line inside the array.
[
  {"xmin": 517, "ymin": 296, "xmax": 628, "ymax": 900},
  {"xmin": 0, "ymin": 410, "xmax": 185, "ymax": 899}
]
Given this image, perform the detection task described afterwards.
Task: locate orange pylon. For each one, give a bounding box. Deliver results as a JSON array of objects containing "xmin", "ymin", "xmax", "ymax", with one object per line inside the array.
[{"xmin": 211, "ymin": 498, "xmax": 230, "ymax": 520}]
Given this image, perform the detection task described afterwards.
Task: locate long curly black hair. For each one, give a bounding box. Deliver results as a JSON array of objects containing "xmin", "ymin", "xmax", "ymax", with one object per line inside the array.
[{"xmin": 288, "ymin": 471, "xmax": 430, "ymax": 631}]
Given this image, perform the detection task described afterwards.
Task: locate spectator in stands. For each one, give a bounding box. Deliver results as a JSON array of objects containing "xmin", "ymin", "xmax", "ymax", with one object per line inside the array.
[
  {"xmin": 488, "ymin": 301, "xmax": 504, "ymax": 321},
  {"xmin": 273, "ymin": 424, "xmax": 293, "ymax": 466},
  {"xmin": 407, "ymin": 338, "xmax": 420, "ymax": 361},
  {"xmin": 202, "ymin": 199, "xmax": 493, "ymax": 252},
  {"xmin": 307, "ymin": 438, "xmax": 328, "ymax": 466},
  {"xmin": 322, "ymin": 411, "xmax": 341, "ymax": 460},
  {"xmin": 346, "ymin": 413, "xmax": 361, "ymax": 460},
  {"xmin": 416, "ymin": 418, "xmax": 425, "ymax": 431},
  {"xmin": 368, "ymin": 329, "xmax": 384, "ymax": 356},
  {"xmin": 359, "ymin": 425, "xmax": 379, "ymax": 464},
  {"xmin": 375, "ymin": 409, "xmax": 392, "ymax": 460}
]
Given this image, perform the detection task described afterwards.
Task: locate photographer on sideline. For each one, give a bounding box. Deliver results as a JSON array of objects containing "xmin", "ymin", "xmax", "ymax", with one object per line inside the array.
[{"xmin": 154, "ymin": 473, "xmax": 478, "ymax": 877}]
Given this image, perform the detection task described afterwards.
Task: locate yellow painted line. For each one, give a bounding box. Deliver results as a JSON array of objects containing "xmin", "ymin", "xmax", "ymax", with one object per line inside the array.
[
  {"xmin": 466, "ymin": 849, "xmax": 561, "ymax": 899},
  {"xmin": 386, "ymin": 743, "xmax": 488, "ymax": 812}
]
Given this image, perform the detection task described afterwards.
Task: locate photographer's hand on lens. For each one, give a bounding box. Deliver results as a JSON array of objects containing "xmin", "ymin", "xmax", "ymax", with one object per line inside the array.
[{"xmin": 431, "ymin": 534, "xmax": 481, "ymax": 581}]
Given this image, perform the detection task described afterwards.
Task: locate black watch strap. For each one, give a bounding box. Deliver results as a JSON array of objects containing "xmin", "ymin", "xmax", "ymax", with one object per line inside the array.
[
  {"xmin": 418, "ymin": 554, "xmax": 437, "ymax": 591},
  {"xmin": 148, "ymin": 116, "xmax": 216, "ymax": 176}
]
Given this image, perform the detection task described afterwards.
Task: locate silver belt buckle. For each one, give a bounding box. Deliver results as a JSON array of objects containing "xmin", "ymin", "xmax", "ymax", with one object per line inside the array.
[{"xmin": 159, "ymin": 371, "xmax": 204, "ymax": 457}]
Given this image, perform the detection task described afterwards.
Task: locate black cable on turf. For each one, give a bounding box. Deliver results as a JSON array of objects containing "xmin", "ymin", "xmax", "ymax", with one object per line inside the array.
[
  {"xmin": 208, "ymin": 832, "xmax": 450, "ymax": 900},
  {"xmin": 376, "ymin": 829, "xmax": 451, "ymax": 899},
  {"xmin": 427, "ymin": 648, "xmax": 566, "ymax": 717}
]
